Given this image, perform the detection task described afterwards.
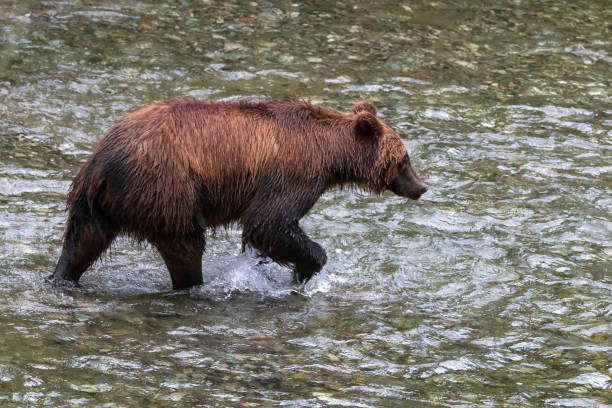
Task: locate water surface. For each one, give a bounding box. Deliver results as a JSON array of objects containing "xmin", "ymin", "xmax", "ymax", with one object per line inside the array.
[{"xmin": 1, "ymin": 0, "xmax": 611, "ymax": 406}]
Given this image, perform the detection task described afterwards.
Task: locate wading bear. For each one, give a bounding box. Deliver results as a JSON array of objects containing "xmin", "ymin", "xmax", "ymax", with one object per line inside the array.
[{"xmin": 51, "ymin": 99, "xmax": 427, "ymax": 289}]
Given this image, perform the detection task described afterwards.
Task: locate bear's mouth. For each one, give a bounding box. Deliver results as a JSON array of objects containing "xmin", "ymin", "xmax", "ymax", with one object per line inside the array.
[{"xmin": 388, "ymin": 179, "xmax": 428, "ymax": 200}]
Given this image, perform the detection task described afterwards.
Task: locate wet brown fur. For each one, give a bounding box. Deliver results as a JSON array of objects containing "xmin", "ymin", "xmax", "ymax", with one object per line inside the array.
[
  {"xmin": 68, "ymin": 98, "xmax": 407, "ymax": 239},
  {"xmin": 56, "ymin": 98, "xmax": 408, "ymax": 288}
]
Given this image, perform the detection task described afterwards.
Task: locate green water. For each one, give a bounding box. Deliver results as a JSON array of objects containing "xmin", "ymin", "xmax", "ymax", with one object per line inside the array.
[{"xmin": 1, "ymin": 0, "xmax": 611, "ymax": 406}]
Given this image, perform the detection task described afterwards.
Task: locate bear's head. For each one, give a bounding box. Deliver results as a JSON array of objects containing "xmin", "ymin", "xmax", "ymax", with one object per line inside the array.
[{"xmin": 353, "ymin": 101, "xmax": 427, "ymax": 200}]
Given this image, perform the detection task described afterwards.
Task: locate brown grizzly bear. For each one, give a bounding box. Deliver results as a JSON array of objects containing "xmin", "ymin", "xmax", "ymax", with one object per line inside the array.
[{"xmin": 51, "ymin": 98, "xmax": 427, "ymax": 289}]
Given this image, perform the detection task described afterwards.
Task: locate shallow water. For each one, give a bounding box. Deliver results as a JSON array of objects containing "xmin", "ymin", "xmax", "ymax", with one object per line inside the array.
[{"xmin": 1, "ymin": 0, "xmax": 611, "ymax": 406}]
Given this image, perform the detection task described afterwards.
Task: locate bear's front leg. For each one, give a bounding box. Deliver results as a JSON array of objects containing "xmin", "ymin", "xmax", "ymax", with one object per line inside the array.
[{"xmin": 243, "ymin": 219, "xmax": 327, "ymax": 283}]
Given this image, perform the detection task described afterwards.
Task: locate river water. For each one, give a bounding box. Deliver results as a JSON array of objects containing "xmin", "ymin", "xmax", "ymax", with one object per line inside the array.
[{"xmin": 1, "ymin": 0, "xmax": 611, "ymax": 406}]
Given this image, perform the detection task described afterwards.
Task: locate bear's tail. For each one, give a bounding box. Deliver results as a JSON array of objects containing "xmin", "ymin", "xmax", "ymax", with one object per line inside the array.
[{"xmin": 66, "ymin": 156, "xmax": 105, "ymax": 216}]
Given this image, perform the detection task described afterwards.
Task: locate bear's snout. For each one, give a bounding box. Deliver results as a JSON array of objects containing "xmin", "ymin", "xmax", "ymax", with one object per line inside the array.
[
  {"xmin": 415, "ymin": 184, "xmax": 428, "ymax": 198},
  {"xmin": 404, "ymin": 183, "xmax": 428, "ymax": 200},
  {"xmin": 388, "ymin": 155, "xmax": 427, "ymax": 200}
]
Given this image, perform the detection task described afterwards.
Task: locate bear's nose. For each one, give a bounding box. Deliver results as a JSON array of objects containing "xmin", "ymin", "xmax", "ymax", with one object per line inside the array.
[{"xmin": 419, "ymin": 185, "xmax": 428, "ymax": 195}]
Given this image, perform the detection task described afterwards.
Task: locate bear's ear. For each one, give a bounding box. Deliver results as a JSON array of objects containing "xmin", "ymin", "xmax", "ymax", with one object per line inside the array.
[
  {"xmin": 352, "ymin": 100, "xmax": 377, "ymax": 116},
  {"xmin": 354, "ymin": 111, "xmax": 383, "ymax": 140}
]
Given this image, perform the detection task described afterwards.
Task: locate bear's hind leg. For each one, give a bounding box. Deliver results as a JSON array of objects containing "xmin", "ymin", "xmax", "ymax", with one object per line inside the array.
[
  {"xmin": 152, "ymin": 230, "xmax": 204, "ymax": 290},
  {"xmin": 51, "ymin": 205, "xmax": 117, "ymax": 287}
]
